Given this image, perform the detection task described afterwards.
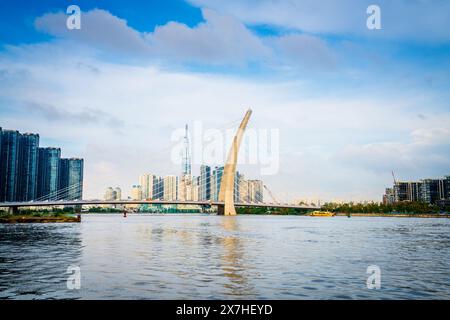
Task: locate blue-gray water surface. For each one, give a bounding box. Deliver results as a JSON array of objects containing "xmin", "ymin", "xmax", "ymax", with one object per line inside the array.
[{"xmin": 1, "ymin": 214, "xmax": 450, "ymax": 299}]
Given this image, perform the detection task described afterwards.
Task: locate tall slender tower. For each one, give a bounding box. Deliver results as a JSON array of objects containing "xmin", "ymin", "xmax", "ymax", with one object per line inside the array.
[
  {"xmin": 218, "ymin": 109, "xmax": 252, "ymax": 215},
  {"xmin": 181, "ymin": 124, "xmax": 191, "ymax": 176}
]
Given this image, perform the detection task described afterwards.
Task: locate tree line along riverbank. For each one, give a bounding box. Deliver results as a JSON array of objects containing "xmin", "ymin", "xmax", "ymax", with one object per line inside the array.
[
  {"xmin": 320, "ymin": 201, "xmax": 449, "ymax": 215},
  {"xmin": 0, "ymin": 208, "xmax": 81, "ymax": 223}
]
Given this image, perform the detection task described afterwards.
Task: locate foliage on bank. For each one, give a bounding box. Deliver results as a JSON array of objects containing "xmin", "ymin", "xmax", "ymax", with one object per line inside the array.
[
  {"xmin": 321, "ymin": 201, "xmax": 447, "ymax": 214},
  {"xmin": 0, "ymin": 208, "xmax": 77, "ymax": 217},
  {"xmin": 236, "ymin": 207, "xmax": 308, "ymax": 215}
]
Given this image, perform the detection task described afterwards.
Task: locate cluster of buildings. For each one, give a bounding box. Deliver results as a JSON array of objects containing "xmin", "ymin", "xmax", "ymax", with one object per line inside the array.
[
  {"xmin": 0, "ymin": 127, "xmax": 84, "ymax": 202},
  {"xmin": 104, "ymin": 165, "xmax": 264, "ymax": 204},
  {"xmin": 383, "ymin": 175, "xmax": 450, "ymax": 206},
  {"xmin": 133, "ymin": 167, "xmax": 263, "ymax": 203},
  {"xmin": 104, "ymin": 125, "xmax": 264, "ymax": 205}
]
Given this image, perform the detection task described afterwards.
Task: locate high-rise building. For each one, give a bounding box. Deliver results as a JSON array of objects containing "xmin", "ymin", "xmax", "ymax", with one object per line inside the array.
[
  {"xmin": 17, "ymin": 133, "xmax": 40, "ymax": 201},
  {"xmin": 131, "ymin": 185, "xmax": 143, "ymax": 200},
  {"xmin": 139, "ymin": 174, "xmax": 156, "ymax": 199},
  {"xmin": 153, "ymin": 176, "xmax": 164, "ymax": 200},
  {"xmin": 238, "ymin": 178, "xmax": 263, "ymax": 203},
  {"xmin": 0, "ymin": 130, "xmax": 20, "ymax": 202},
  {"xmin": 239, "ymin": 176, "xmax": 249, "ymax": 203},
  {"xmin": 419, "ymin": 179, "xmax": 441, "ymax": 204},
  {"xmin": 234, "ymin": 171, "xmax": 242, "ymax": 202},
  {"xmin": 248, "ymin": 180, "xmax": 264, "ymax": 203},
  {"xmin": 59, "ymin": 158, "xmax": 84, "ymax": 200},
  {"xmin": 104, "ymin": 187, "xmax": 116, "ymax": 201},
  {"xmin": 178, "ymin": 174, "xmax": 193, "ymax": 201},
  {"xmin": 163, "ymin": 175, "xmax": 178, "ymax": 201},
  {"xmin": 199, "ymin": 165, "xmax": 211, "ymax": 201},
  {"xmin": 444, "ymin": 176, "xmax": 450, "ymax": 200},
  {"xmin": 37, "ymin": 147, "xmax": 61, "ymax": 200},
  {"xmin": 387, "ymin": 176, "xmax": 450, "ymax": 205},
  {"xmin": 210, "ymin": 166, "xmax": 224, "ymax": 201},
  {"xmin": 69, "ymin": 158, "xmax": 83, "ymax": 200},
  {"xmin": 115, "ymin": 187, "xmax": 122, "ymax": 200},
  {"xmin": 394, "ymin": 181, "xmax": 421, "ymax": 202},
  {"xmin": 0, "ymin": 128, "xmax": 83, "ymax": 203},
  {"xmin": 182, "ymin": 124, "xmax": 191, "ymax": 176},
  {"xmin": 191, "ymin": 176, "xmax": 200, "ymax": 201},
  {"xmin": 383, "ymin": 188, "xmax": 395, "ymax": 205},
  {"xmin": 438, "ymin": 179, "xmax": 446, "ymax": 200}
]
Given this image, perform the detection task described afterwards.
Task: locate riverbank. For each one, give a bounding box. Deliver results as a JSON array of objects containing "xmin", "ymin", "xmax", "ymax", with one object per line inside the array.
[
  {"xmin": 0, "ymin": 215, "xmax": 81, "ymax": 223},
  {"xmin": 334, "ymin": 213, "xmax": 450, "ymax": 218}
]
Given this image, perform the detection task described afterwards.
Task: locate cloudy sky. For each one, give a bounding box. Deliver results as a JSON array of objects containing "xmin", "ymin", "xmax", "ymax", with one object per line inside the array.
[{"xmin": 1, "ymin": 0, "xmax": 449, "ymax": 202}]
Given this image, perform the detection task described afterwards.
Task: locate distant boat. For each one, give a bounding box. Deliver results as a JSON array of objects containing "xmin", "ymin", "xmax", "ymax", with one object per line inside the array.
[{"xmin": 309, "ymin": 211, "xmax": 335, "ymax": 217}]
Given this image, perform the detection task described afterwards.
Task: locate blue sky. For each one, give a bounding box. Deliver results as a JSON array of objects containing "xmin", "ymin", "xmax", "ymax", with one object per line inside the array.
[{"xmin": 0, "ymin": 0, "xmax": 449, "ymax": 201}]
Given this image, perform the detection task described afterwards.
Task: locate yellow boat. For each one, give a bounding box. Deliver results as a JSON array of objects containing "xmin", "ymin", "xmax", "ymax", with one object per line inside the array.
[{"xmin": 309, "ymin": 211, "xmax": 335, "ymax": 217}]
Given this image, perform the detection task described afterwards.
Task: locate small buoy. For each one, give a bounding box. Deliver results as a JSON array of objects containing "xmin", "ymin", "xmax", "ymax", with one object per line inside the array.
[{"xmin": 123, "ymin": 211, "xmax": 127, "ymax": 218}]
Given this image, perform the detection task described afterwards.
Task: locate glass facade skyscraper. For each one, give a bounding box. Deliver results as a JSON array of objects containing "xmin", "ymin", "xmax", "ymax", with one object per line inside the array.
[
  {"xmin": 0, "ymin": 130, "xmax": 20, "ymax": 202},
  {"xmin": 59, "ymin": 158, "xmax": 84, "ymax": 200},
  {"xmin": 199, "ymin": 165, "xmax": 211, "ymax": 201},
  {"xmin": 37, "ymin": 147, "xmax": 61, "ymax": 200},
  {"xmin": 0, "ymin": 128, "xmax": 84, "ymax": 203},
  {"xmin": 17, "ymin": 133, "xmax": 39, "ymax": 201},
  {"xmin": 210, "ymin": 166, "xmax": 224, "ymax": 201},
  {"xmin": 445, "ymin": 176, "xmax": 450, "ymax": 200},
  {"xmin": 419, "ymin": 179, "xmax": 440, "ymax": 204}
]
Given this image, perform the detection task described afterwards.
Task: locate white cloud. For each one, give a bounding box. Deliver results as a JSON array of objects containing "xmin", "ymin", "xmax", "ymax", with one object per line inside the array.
[
  {"xmin": 33, "ymin": 8, "xmax": 334, "ymax": 68},
  {"xmin": 147, "ymin": 8, "xmax": 271, "ymax": 65},
  {"xmin": 1, "ymin": 42, "xmax": 449, "ymax": 201},
  {"xmin": 35, "ymin": 9, "xmax": 151, "ymax": 55},
  {"xmin": 188, "ymin": 0, "xmax": 450, "ymax": 42},
  {"xmin": 34, "ymin": 8, "xmax": 269, "ymax": 65}
]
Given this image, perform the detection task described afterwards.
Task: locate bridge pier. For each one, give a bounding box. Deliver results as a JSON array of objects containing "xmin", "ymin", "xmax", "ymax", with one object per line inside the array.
[
  {"xmin": 8, "ymin": 206, "xmax": 19, "ymax": 215},
  {"xmin": 217, "ymin": 204, "xmax": 225, "ymax": 216}
]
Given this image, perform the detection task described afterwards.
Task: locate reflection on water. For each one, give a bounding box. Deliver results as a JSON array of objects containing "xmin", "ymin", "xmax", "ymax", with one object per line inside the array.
[
  {"xmin": 1, "ymin": 214, "xmax": 450, "ymax": 299},
  {"xmin": 0, "ymin": 224, "xmax": 82, "ymax": 299},
  {"xmin": 219, "ymin": 217, "xmax": 252, "ymax": 297}
]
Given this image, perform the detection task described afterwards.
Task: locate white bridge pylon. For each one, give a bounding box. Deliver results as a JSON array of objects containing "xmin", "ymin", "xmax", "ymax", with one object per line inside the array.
[{"xmin": 217, "ymin": 109, "xmax": 253, "ymax": 216}]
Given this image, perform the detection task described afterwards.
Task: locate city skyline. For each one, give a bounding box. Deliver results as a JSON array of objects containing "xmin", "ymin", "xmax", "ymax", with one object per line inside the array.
[
  {"xmin": 110, "ymin": 166, "xmax": 264, "ymax": 204},
  {"xmin": 1, "ymin": 1, "xmax": 449, "ymax": 202},
  {"xmin": 0, "ymin": 126, "xmax": 84, "ymax": 203}
]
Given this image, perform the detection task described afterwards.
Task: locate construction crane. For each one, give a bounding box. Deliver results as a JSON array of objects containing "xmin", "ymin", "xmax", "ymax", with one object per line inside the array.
[
  {"xmin": 391, "ymin": 170, "xmax": 398, "ymax": 203},
  {"xmin": 264, "ymin": 185, "xmax": 280, "ymax": 204},
  {"xmin": 391, "ymin": 170, "xmax": 397, "ymax": 185}
]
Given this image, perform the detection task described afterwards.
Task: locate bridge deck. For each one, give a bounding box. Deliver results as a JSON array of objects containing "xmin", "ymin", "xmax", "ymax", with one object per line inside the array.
[{"xmin": 0, "ymin": 200, "xmax": 319, "ymax": 210}]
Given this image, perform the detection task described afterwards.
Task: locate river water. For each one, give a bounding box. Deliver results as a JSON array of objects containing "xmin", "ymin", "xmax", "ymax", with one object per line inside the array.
[{"xmin": 1, "ymin": 214, "xmax": 450, "ymax": 299}]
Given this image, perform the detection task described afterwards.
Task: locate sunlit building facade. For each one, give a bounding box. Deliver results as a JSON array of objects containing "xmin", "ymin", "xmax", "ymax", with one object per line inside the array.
[
  {"xmin": 163, "ymin": 175, "xmax": 178, "ymax": 201},
  {"xmin": 139, "ymin": 173, "xmax": 156, "ymax": 200}
]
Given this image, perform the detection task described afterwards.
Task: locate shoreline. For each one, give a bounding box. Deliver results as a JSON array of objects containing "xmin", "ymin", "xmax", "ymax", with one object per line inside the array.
[
  {"xmin": 0, "ymin": 215, "xmax": 81, "ymax": 223},
  {"xmin": 333, "ymin": 213, "xmax": 450, "ymax": 218}
]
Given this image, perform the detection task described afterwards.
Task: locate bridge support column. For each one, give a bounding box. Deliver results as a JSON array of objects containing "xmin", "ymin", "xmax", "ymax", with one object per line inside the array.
[
  {"xmin": 217, "ymin": 204, "xmax": 224, "ymax": 215},
  {"xmin": 8, "ymin": 206, "xmax": 19, "ymax": 215}
]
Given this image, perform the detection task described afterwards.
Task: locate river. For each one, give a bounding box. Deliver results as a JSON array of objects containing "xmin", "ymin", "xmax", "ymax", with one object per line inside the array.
[{"xmin": 1, "ymin": 214, "xmax": 450, "ymax": 299}]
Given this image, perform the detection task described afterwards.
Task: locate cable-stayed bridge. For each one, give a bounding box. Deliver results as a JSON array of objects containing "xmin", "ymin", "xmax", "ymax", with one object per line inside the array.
[{"xmin": 0, "ymin": 110, "xmax": 320, "ymax": 214}]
